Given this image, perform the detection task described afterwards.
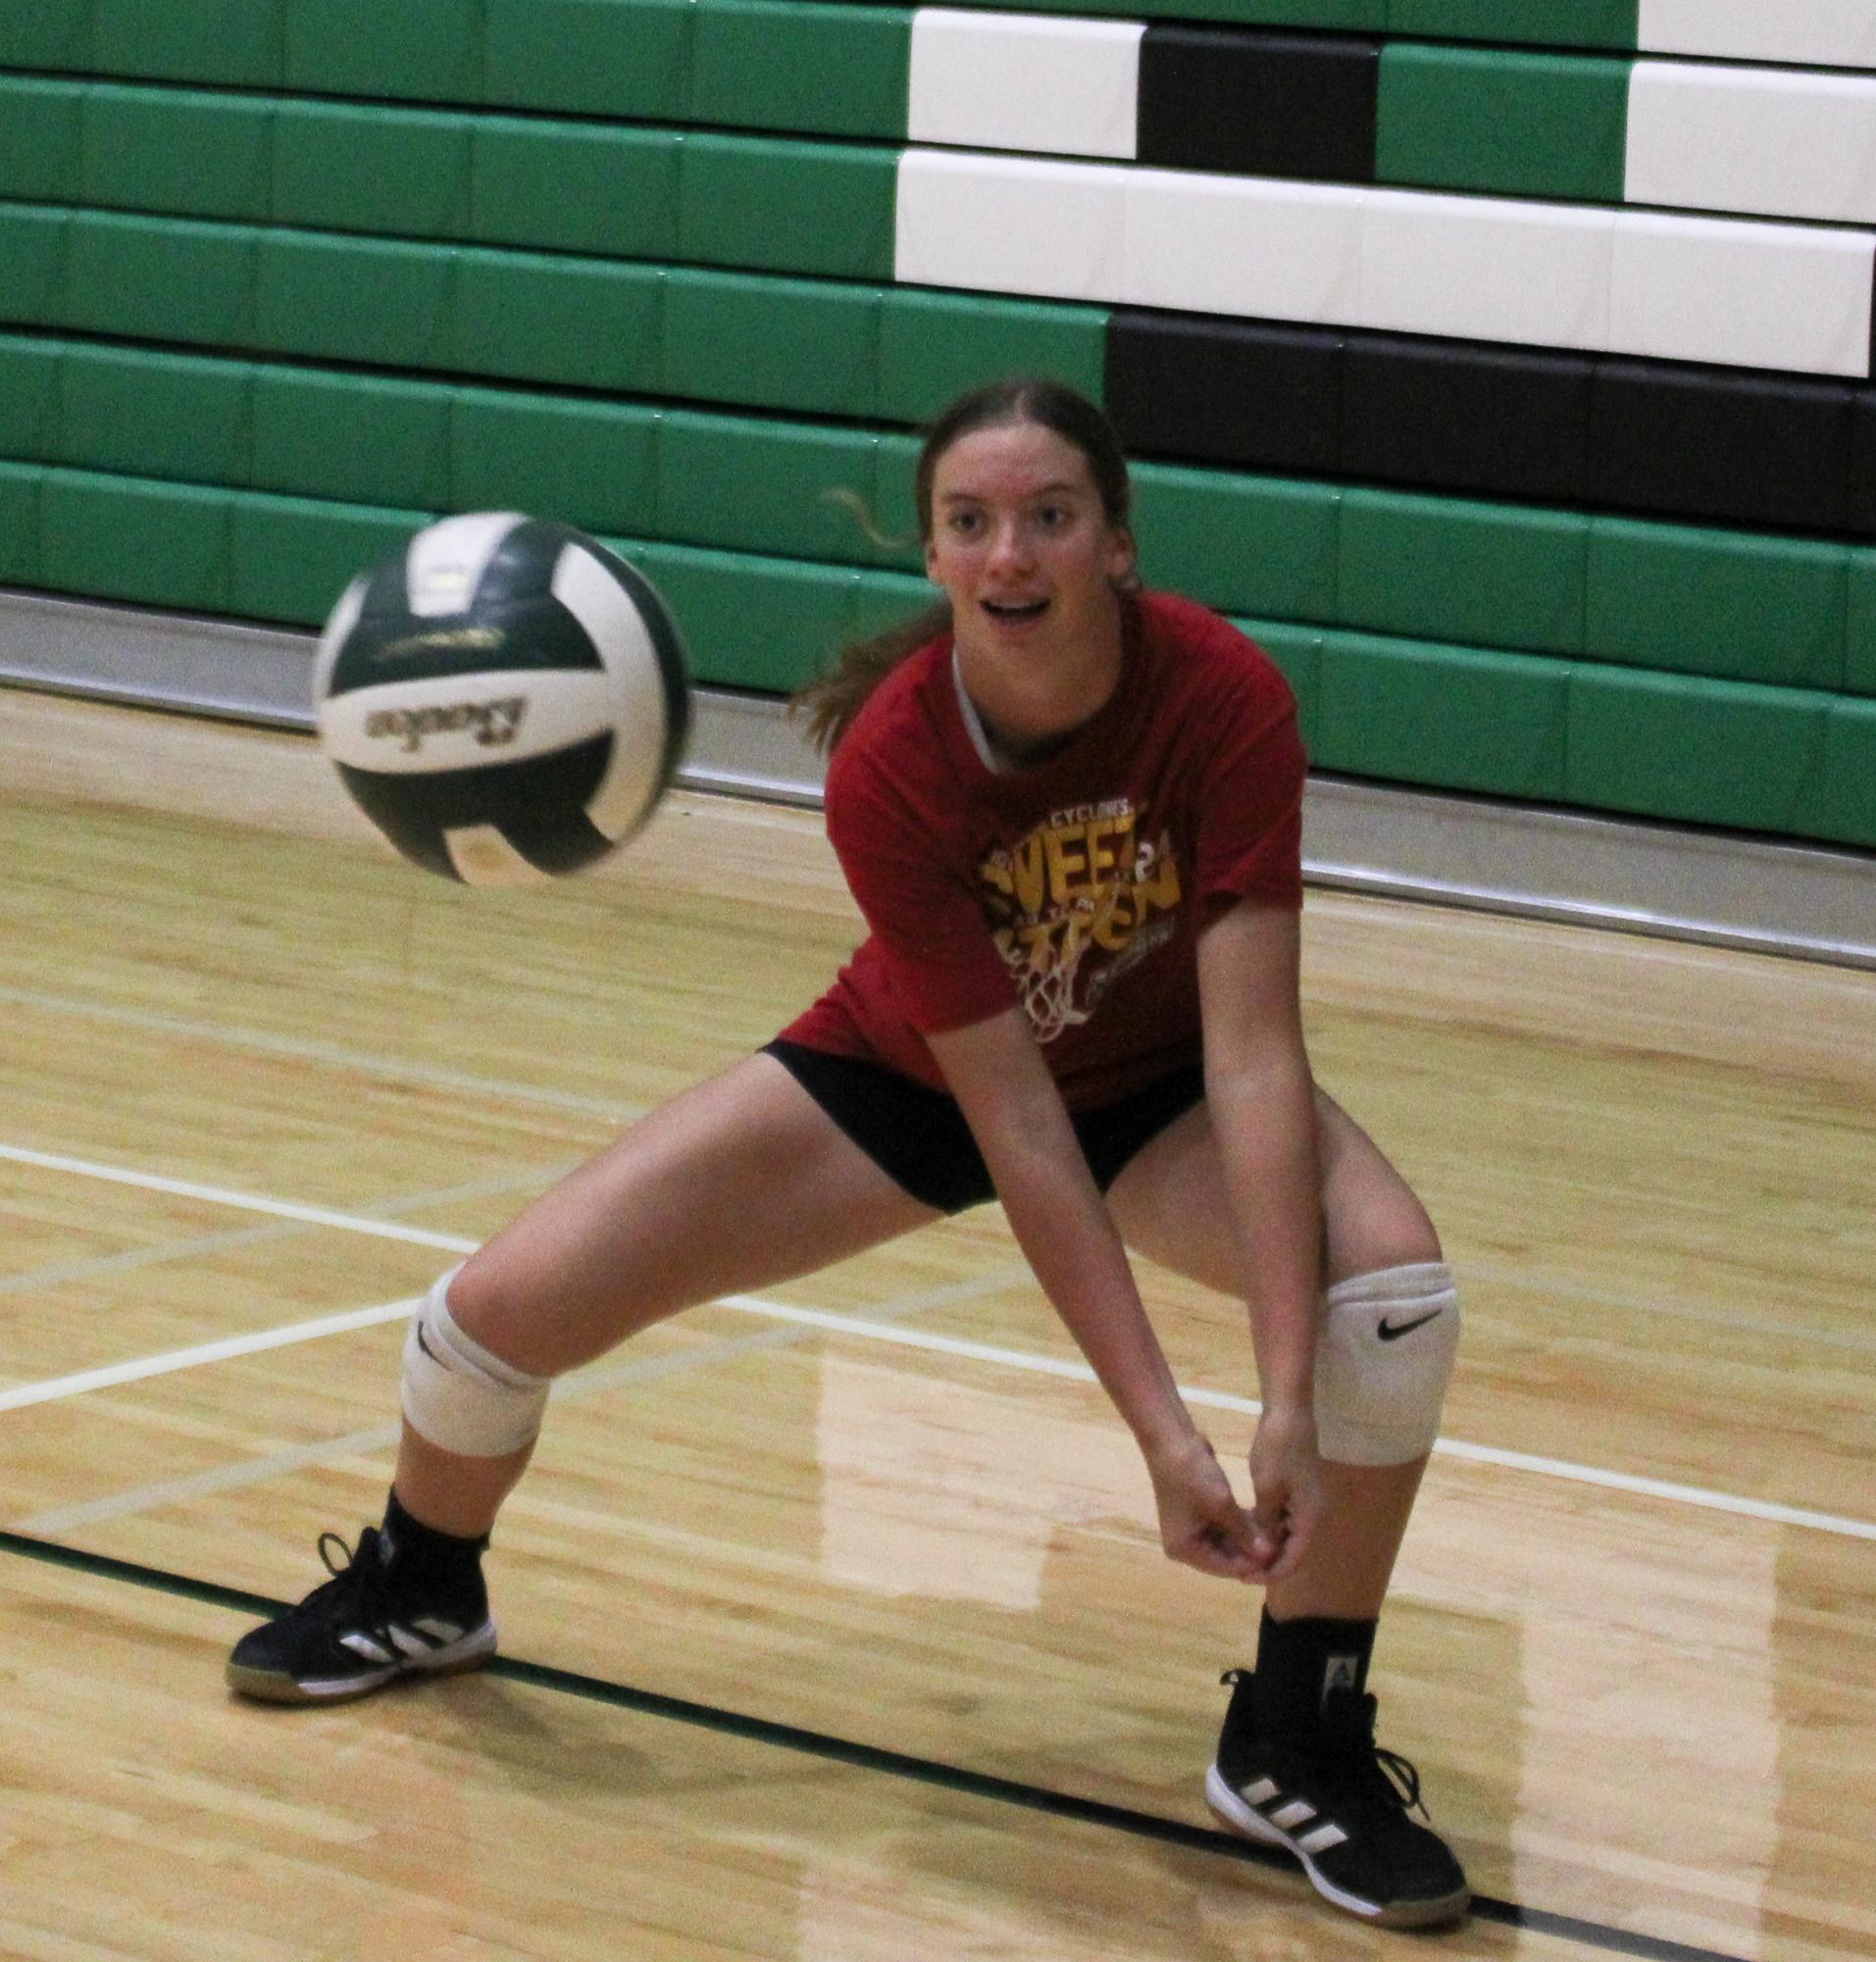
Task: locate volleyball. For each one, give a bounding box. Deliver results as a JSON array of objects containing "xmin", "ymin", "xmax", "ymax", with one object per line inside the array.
[{"xmin": 314, "ymin": 513, "xmax": 690, "ymax": 885}]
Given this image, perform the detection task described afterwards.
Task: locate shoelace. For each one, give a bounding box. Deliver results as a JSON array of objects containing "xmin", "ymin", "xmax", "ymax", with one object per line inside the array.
[
  {"xmin": 309, "ymin": 1527, "xmax": 399, "ymax": 1643},
  {"xmin": 1323, "ymin": 1693, "xmax": 1432, "ymax": 1823}
]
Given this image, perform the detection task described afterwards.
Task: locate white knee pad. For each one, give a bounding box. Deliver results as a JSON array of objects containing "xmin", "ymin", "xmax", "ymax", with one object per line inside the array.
[
  {"xmin": 401, "ymin": 1266, "xmax": 551, "ymax": 1458},
  {"xmin": 1312, "ymin": 1261, "xmax": 1460, "ymax": 1466}
]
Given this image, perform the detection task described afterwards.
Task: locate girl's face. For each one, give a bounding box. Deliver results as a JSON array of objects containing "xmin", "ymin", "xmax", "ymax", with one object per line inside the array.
[{"xmin": 924, "ymin": 422, "xmax": 1136, "ymax": 730}]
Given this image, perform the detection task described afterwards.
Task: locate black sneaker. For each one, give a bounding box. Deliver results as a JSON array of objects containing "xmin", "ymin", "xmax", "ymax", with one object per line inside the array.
[
  {"xmin": 1205, "ymin": 1669, "xmax": 1470, "ymax": 1929},
  {"xmin": 227, "ymin": 1527, "xmax": 496, "ymax": 1705}
]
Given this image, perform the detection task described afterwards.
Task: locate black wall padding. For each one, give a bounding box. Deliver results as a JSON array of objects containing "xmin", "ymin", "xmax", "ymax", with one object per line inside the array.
[
  {"xmin": 1106, "ymin": 311, "xmax": 1876, "ymax": 541},
  {"xmin": 1342, "ymin": 335, "xmax": 1592, "ymax": 504},
  {"xmin": 1105, "ymin": 313, "xmax": 1343, "ymax": 475},
  {"xmin": 1589, "ymin": 361, "xmax": 1853, "ymax": 535},
  {"xmin": 1135, "ymin": 28, "xmax": 1380, "ymax": 183},
  {"xmin": 1850, "ymin": 396, "xmax": 1876, "ymax": 539}
]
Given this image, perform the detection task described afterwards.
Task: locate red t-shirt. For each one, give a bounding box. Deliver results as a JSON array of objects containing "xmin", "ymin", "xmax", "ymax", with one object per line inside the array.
[{"xmin": 781, "ymin": 590, "xmax": 1305, "ymax": 1109}]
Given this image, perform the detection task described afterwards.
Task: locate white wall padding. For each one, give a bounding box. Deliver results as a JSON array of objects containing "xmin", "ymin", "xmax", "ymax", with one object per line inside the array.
[
  {"xmin": 1357, "ymin": 190, "xmax": 1614, "ymax": 349},
  {"xmin": 907, "ymin": 10, "xmax": 1143, "ymax": 160},
  {"xmin": 1627, "ymin": 64, "xmax": 1876, "ymax": 226},
  {"xmin": 1638, "ymin": 0, "xmax": 1876, "ymax": 68},
  {"xmin": 893, "ymin": 150, "xmax": 1876, "ymax": 377},
  {"xmin": 1609, "ymin": 210, "xmax": 1875, "ymax": 376},
  {"xmin": 894, "ymin": 149, "xmax": 1127, "ymax": 301},
  {"xmin": 1123, "ymin": 170, "xmax": 1364, "ymax": 322}
]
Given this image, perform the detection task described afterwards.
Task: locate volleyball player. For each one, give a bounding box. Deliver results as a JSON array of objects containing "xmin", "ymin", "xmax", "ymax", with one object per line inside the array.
[{"xmin": 228, "ymin": 378, "xmax": 1470, "ymax": 1930}]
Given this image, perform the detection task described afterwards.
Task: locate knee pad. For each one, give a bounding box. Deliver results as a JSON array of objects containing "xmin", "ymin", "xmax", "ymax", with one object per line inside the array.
[
  {"xmin": 1312, "ymin": 1261, "xmax": 1460, "ymax": 1466},
  {"xmin": 401, "ymin": 1266, "xmax": 551, "ymax": 1458}
]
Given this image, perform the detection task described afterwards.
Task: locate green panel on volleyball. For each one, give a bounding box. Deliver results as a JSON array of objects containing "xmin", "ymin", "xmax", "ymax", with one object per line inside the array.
[
  {"xmin": 483, "ymin": 0, "xmax": 688, "ymax": 119},
  {"xmin": 680, "ymin": 138, "xmax": 896, "ymax": 281},
  {"xmin": 230, "ymin": 493, "xmax": 432, "ymax": 627},
  {"xmin": 1238, "ymin": 619, "xmax": 1323, "ymax": 747},
  {"xmin": 1842, "ymin": 551, "xmax": 1876, "ymax": 697},
  {"xmin": 656, "ymin": 413, "xmax": 881, "ymax": 564},
  {"xmin": 471, "ymin": 121, "xmax": 681, "ymax": 259},
  {"xmin": 0, "ymin": 2, "xmax": 90, "ymax": 68},
  {"xmin": 251, "ymin": 368, "xmax": 453, "ymax": 508},
  {"xmin": 1802, "ymin": 698, "xmax": 1876, "ymax": 848},
  {"xmin": 0, "ymin": 82, "xmax": 83, "ymax": 205},
  {"xmin": 689, "ymin": 1, "xmax": 912, "ymax": 138},
  {"xmin": 1566, "ymin": 669, "xmax": 1825, "ymax": 834},
  {"xmin": 284, "ymin": 0, "xmax": 482, "ymax": 101},
  {"xmin": 1585, "ymin": 519, "xmax": 1848, "ymax": 689},
  {"xmin": 273, "ymin": 103, "xmax": 473, "ymax": 239},
  {"xmin": 1134, "ymin": 466, "xmax": 1338, "ymax": 622},
  {"xmin": 451, "ymin": 251, "xmax": 663, "ymax": 392},
  {"xmin": 877, "ymin": 291, "xmax": 1108, "ymax": 423},
  {"xmin": 39, "ymin": 469, "xmax": 233, "ymax": 612},
  {"xmin": 1339, "ymin": 490, "xmax": 1586, "ymax": 657},
  {"xmin": 1376, "ymin": 48, "xmax": 1630, "ymax": 202},
  {"xmin": 92, "ymin": 0, "xmax": 285, "ymax": 85},
  {"xmin": 66, "ymin": 214, "xmax": 257, "ymax": 345},
  {"xmin": 1317, "ymin": 631, "xmax": 1569, "ymax": 799},
  {"xmin": 254, "ymin": 233, "xmax": 451, "ymax": 368},
  {"xmin": 0, "ymin": 208, "xmax": 68, "ymax": 327},
  {"xmin": 1385, "ymin": 0, "xmax": 1637, "ymax": 50},
  {"xmin": 60, "ymin": 346, "xmax": 254, "ymax": 484},
  {"xmin": 625, "ymin": 541, "xmax": 853, "ymax": 692},
  {"xmin": 0, "ymin": 464, "xmax": 40, "ymax": 584},
  {"xmin": 451, "ymin": 389, "xmax": 660, "ymax": 536},
  {"xmin": 0, "ymin": 338, "xmax": 63, "ymax": 460},
  {"xmin": 663, "ymin": 270, "xmax": 879, "ymax": 417},
  {"xmin": 81, "ymin": 87, "xmax": 275, "ymax": 225}
]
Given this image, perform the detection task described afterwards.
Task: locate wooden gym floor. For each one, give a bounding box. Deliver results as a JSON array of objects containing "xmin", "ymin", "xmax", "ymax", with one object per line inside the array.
[{"xmin": 0, "ymin": 688, "xmax": 1870, "ymax": 1962}]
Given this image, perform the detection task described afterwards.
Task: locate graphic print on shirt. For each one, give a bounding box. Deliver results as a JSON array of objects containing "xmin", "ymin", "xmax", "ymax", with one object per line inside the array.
[{"xmin": 978, "ymin": 798, "xmax": 1182, "ymax": 1042}]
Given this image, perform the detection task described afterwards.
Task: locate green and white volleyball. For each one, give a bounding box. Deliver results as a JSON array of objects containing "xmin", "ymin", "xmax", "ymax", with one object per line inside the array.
[{"xmin": 316, "ymin": 514, "xmax": 690, "ymax": 884}]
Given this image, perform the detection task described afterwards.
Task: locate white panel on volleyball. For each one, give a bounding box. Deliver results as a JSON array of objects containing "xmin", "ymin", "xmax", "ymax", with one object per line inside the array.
[
  {"xmin": 894, "ymin": 150, "xmax": 1127, "ymax": 300},
  {"xmin": 1626, "ymin": 64, "xmax": 1876, "ymax": 226},
  {"xmin": 1637, "ymin": 0, "xmax": 1876, "ymax": 68},
  {"xmin": 550, "ymin": 541, "xmax": 670, "ymax": 844},
  {"xmin": 1608, "ymin": 210, "xmax": 1875, "ymax": 376},
  {"xmin": 403, "ymin": 511, "xmax": 525, "ymax": 619},
  {"xmin": 907, "ymin": 10, "xmax": 1142, "ymax": 159},
  {"xmin": 1122, "ymin": 170, "xmax": 1364, "ymax": 323},
  {"xmin": 1356, "ymin": 189, "xmax": 1614, "ymax": 350}
]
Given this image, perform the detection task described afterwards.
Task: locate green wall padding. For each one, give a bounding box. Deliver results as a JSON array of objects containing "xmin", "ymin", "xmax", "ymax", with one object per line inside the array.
[
  {"xmin": 1566, "ymin": 669, "xmax": 1827, "ymax": 836},
  {"xmin": 229, "ymin": 492, "xmax": 434, "ymax": 622},
  {"xmin": 284, "ymin": 0, "xmax": 484, "ymax": 104},
  {"xmin": 482, "ymin": 0, "xmax": 685, "ymax": 119},
  {"xmin": 1375, "ymin": 48, "xmax": 1630, "ymax": 203},
  {"xmin": 689, "ymin": 2, "xmax": 911, "ymax": 140},
  {"xmin": 449, "ymin": 249, "xmax": 664, "ymax": 390},
  {"xmin": 662, "ymin": 268, "xmax": 880, "ymax": 418},
  {"xmin": 471, "ymin": 122, "xmax": 680, "ymax": 259},
  {"xmin": 273, "ymin": 102, "xmax": 475, "ymax": 238},
  {"xmin": 0, "ymin": 1, "xmax": 92, "ymax": 71},
  {"xmin": 678, "ymin": 137, "xmax": 896, "ymax": 281},
  {"xmin": 81, "ymin": 86, "xmax": 274, "ymax": 224},
  {"xmin": 876, "ymin": 291, "xmax": 1110, "ymax": 422},
  {"xmin": 0, "ymin": 207, "xmax": 70, "ymax": 325},
  {"xmin": 254, "ymin": 231, "xmax": 449, "ymax": 368},
  {"xmin": 1132, "ymin": 466, "xmax": 1340, "ymax": 624},
  {"xmin": 1316, "ymin": 631, "xmax": 1570, "ymax": 800},
  {"xmin": 1236, "ymin": 619, "xmax": 1323, "ymax": 746},
  {"xmin": 0, "ymin": 462, "xmax": 40, "ymax": 584},
  {"xmin": 451, "ymin": 389, "xmax": 661, "ymax": 537},
  {"xmin": 1337, "ymin": 491, "xmax": 1587, "ymax": 658},
  {"xmin": 66, "ymin": 212, "xmax": 255, "ymax": 342},
  {"xmin": 1808, "ymin": 700, "xmax": 1876, "ymax": 846},
  {"xmin": 0, "ymin": 338, "xmax": 61, "ymax": 459},
  {"xmin": 1585, "ymin": 521, "xmax": 1849, "ymax": 691},
  {"xmin": 92, "ymin": 0, "xmax": 285, "ymax": 86},
  {"xmin": 0, "ymin": 79, "xmax": 83, "ymax": 204},
  {"xmin": 1384, "ymin": 0, "xmax": 1636, "ymax": 48},
  {"xmin": 61, "ymin": 345, "xmax": 252, "ymax": 484},
  {"xmin": 40, "ymin": 468, "xmax": 233, "ymax": 612},
  {"xmin": 252, "ymin": 369, "xmax": 455, "ymax": 509}
]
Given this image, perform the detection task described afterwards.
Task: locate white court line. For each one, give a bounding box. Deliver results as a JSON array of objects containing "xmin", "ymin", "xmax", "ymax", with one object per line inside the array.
[
  {"xmin": 0, "ymin": 981, "xmax": 646, "ymax": 1125},
  {"xmin": 6, "ymin": 1142, "xmax": 1872, "ymax": 1544}
]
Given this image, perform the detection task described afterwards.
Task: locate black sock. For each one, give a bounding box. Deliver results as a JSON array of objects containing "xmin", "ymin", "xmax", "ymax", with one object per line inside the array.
[
  {"xmin": 380, "ymin": 1488, "xmax": 489, "ymax": 1594},
  {"xmin": 1251, "ymin": 1608, "xmax": 1377, "ymax": 1736}
]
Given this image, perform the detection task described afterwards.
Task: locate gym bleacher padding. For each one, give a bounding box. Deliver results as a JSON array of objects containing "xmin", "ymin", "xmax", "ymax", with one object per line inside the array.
[{"xmin": 2, "ymin": 1, "xmax": 1873, "ymax": 854}]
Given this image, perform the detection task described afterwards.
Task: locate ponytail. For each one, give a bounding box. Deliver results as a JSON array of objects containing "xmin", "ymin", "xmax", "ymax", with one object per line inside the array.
[{"xmin": 791, "ymin": 600, "xmax": 951, "ymax": 755}]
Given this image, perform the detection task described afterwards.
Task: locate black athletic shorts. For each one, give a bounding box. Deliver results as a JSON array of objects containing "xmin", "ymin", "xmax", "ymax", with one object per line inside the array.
[{"xmin": 764, "ymin": 1037, "xmax": 1206, "ymax": 1215}]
